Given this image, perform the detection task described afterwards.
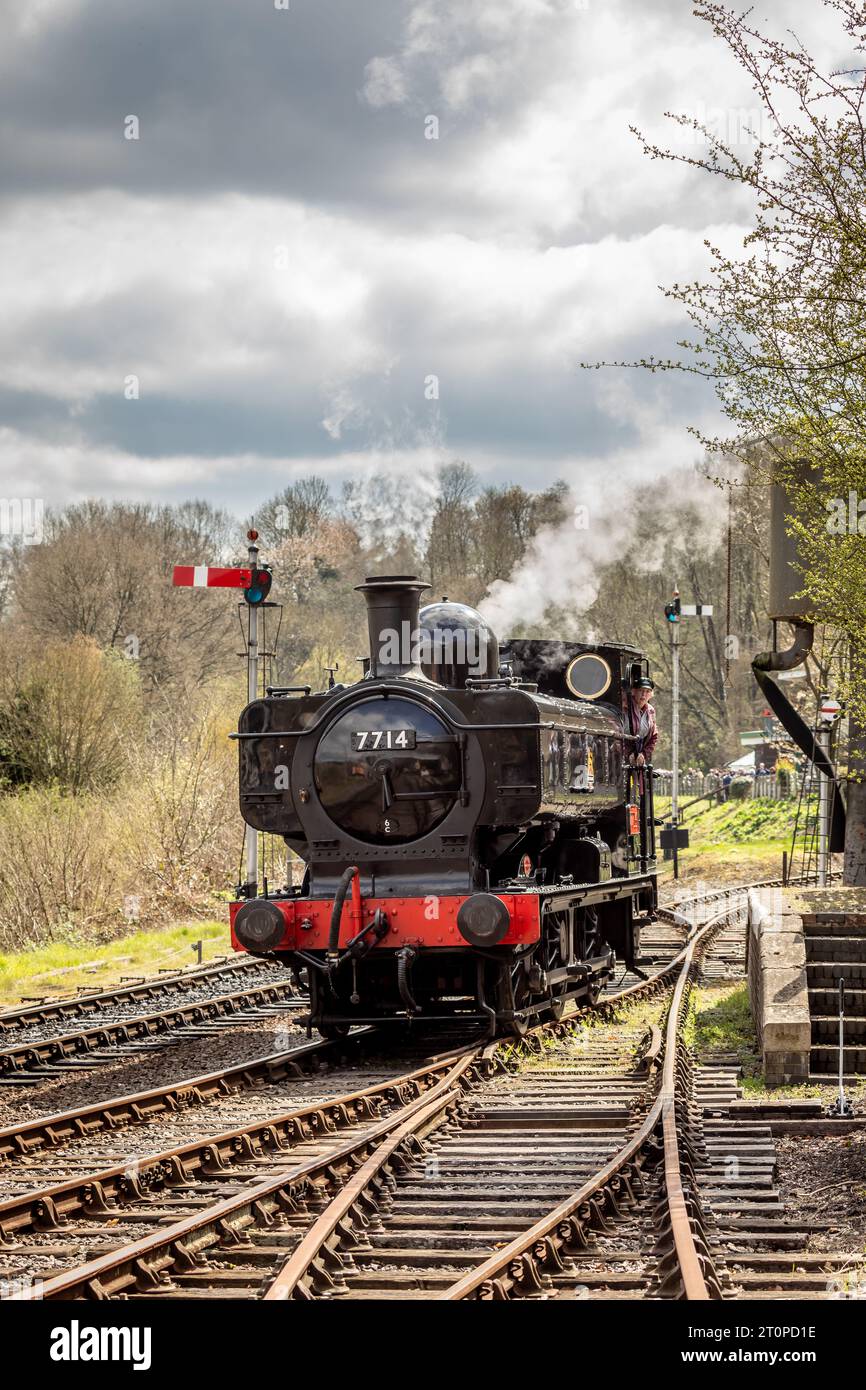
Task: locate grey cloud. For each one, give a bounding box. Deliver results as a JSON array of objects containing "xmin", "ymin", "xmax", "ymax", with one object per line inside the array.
[
  {"xmin": 0, "ymin": 314, "xmax": 715, "ymax": 476},
  {"xmin": 0, "ymin": 0, "xmax": 825, "ymax": 516},
  {"xmin": 0, "ymin": 0, "xmax": 766, "ymax": 241},
  {"xmin": 0, "ymin": 1, "xmax": 436, "ymax": 206}
]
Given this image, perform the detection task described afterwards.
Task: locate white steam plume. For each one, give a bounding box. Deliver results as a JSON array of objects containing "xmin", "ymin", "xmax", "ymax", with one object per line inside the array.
[
  {"xmin": 478, "ymin": 465, "xmax": 728, "ymax": 640},
  {"xmin": 326, "ymin": 386, "xmax": 449, "ymax": 551}
]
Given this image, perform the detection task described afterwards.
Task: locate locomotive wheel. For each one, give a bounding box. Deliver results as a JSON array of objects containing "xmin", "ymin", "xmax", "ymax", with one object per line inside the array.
[
  {"xmin": 503, "ymin": 964, "xmax": 533, "ymax": 1037},
  {"xmin": 318, "ymin": 1022, "xmax": 351, "ymax": 1040},
  {"xmin": 547, "ymin": 986, "xmax": 567, "ymax": 1022},
  {"xmin": 541, "ymin": 904, "xmax": 569, "ymax": 1022}
]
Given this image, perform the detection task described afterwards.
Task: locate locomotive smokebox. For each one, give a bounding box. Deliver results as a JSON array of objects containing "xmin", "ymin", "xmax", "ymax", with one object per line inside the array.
[{"xmin": 356, "ymin": 575, "xmax": 431, "ymax": 678}]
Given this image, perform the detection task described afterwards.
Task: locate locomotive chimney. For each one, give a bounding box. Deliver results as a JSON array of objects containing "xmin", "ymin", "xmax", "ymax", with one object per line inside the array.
[{"xmin": 355, "ymin": 575, "xmax": 431, "ymax": 679}]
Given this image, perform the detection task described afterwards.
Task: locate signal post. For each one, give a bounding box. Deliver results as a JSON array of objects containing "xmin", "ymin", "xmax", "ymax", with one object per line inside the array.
[
  {"xmin": 817, "ymin": 694, "xmax": 842, "ymax": 887},
  {"xmin": 662, "ymin": 587, "xmax": 713, "ymax": 880},
  {"xmin": 173, "ymin": 528, "xmax": 273, "ymax": 898}
]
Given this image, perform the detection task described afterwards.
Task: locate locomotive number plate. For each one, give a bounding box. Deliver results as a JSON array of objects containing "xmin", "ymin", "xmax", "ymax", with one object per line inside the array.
[{"xmin": 352, "ymin": 729, "xmax": 416, "ymax": 751}]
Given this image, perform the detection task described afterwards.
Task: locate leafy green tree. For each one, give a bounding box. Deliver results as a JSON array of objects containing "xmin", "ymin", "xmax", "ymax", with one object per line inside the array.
[{"xmin": 619, "ymin": 0, "xmax": 866, "ymax": 880}]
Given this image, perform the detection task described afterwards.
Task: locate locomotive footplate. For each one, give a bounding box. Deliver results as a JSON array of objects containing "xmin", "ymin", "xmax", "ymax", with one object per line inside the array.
[{"xmin": 501, "ymin": 874, "xmax": 657, "ymax": 907}]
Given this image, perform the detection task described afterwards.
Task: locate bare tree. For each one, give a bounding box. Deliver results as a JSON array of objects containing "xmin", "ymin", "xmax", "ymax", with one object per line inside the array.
[
  {"xmin": 254, "ymin": 477, "xmax": 333, "ymax": 546},
  {"xmin": 426, "ymin": 462, "xmax": 478, "ymax": 593},
  {"xmin": 8, "ymin": 502, "xmax": 238, "ymax": 691}
]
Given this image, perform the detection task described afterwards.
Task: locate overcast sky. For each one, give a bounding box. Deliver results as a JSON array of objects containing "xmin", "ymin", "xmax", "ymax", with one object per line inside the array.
[{"xmin": 0, "ymin": 0, "xmax": 842, "ymax": 519}]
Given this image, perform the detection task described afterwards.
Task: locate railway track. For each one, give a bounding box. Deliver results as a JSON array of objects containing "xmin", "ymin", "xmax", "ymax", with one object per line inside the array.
[
  {"xmin": 0, "ymin": 1031, "xmax": 379, "ymax": 1175},
  {"xmin": 0, "ymin": 1042, "xmax": 510, "ymax": 1294},
  {"xmin": 269, "ymin": 908, "xmax": 730, "ymax": 1302},
  {"xmin": 0, "ymin": 914, "xmax": 687, "ymax": 1181},
  {"xmin": 3, "ymin": 874, "xmax": 854, "ymax": 1301},
  {"xmin": 0, "ymin": 954, "xmax": 279, "ymax": 1035},
  {"xmin": 0, "ymin": 975, "xmax": 305, "ymax": 1086},
  {"xmin": 261, "ymin": 895, "xmax": 857, "ymax": 1303},
  {"xmin": 0, "ymin": 900, "xmax": 705, "ymax": 1301},
  {"xmin": 440, "ymin": 911, "xmax": 731, "ymax": 1301}
]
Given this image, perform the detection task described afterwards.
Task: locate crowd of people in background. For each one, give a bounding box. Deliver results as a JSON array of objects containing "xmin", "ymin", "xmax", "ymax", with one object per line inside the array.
[
  {"xmin": 690, "ymin": 761, "xmax": 788, "ymax": 802},
  {"xmin": 707, "ymin": 768, "xmax": 733, "ymax": 802},
  {"xmin": 653, "ymin": 760, "xmax": 796, "ymax": 803}
]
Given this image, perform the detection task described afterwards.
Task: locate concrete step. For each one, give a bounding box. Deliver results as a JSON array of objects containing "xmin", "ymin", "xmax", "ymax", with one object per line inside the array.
[
  {"xmin": 811, "ymin": 1016, "xmax": 866, "ymax": 1043},
  {"xmin": 803, "ymin": 915, "xmax": 866, "ymax": 934},
  {"xmin": 810, "ymin": 1044, "xmax": 866, "ymax": 1072},
  {"xmin": 807, "ymin": 961, "xmax": 866, "ymax": 985},
  {"xmin": 809, "ymin": 987, "xmax": 866, "ymax": 1012},
  {"xmin": 806, "ymin": 939, "xmax": 866, "ymax": 963}
]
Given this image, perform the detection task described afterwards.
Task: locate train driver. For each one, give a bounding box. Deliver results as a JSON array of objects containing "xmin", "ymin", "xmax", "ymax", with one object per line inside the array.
[{"xmin": 627, "ymin": 676, "xmax": 658, "ymax": 769}]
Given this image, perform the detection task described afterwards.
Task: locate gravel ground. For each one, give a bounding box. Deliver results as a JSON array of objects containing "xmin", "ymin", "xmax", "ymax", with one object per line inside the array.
[
  {"xmin": 776, "ymin": 1132, "xmax": 866, "ymax": 1257},
  {"xmin": 0, "ymin": 1061, "xmax": 409, "ymax": 1203}
]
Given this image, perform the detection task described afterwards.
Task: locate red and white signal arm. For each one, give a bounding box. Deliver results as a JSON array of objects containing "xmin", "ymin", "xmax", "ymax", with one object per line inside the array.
[
  {"xmin": 819, "ymin": 696, "xmax": 842, "ymax": 724},
  {"xmin": 173, "ymin": 565, "xmax": 252, "ymax": 589}
]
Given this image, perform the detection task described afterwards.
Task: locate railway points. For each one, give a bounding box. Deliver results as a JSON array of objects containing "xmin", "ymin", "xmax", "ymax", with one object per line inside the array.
[{"xmin": 2, "ymin": 878, "xmax": 858, "ymax": 1306}]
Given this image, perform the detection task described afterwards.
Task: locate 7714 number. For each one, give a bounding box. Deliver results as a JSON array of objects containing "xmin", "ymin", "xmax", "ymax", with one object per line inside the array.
[{"xmin": 352, "ymin": 729, "xmax": 416, "ymax": 751}]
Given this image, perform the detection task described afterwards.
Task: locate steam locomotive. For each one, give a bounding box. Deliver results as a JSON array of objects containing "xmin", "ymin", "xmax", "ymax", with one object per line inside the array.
[{"xmin": 230, "ymin": 576, "xmax": 657, "ymax": 1037}]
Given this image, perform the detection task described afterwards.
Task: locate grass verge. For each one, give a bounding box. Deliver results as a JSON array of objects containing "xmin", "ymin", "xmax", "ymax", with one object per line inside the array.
[
  {"xmin": 692, "ymin": 981, "xmax": 866, "ymax": 1103},
  {"xmin": 0, "ymin": 919, "xmax": 231, "ymax": 1007},
  {"xmin": 654, "ymin": 795, "xmax": 815, "ymax": 885}
]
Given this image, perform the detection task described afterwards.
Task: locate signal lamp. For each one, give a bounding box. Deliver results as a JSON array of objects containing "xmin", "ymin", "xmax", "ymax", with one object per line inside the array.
[{"xmin": 243, "ymin": 567, "xmax": 273, "ymax": 606}]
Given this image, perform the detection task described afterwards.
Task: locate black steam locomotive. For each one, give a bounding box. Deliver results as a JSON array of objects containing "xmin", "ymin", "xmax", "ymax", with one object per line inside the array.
[{"xmin": 230, "ymin": 576, "xmax": 657, "ymax": 1036}]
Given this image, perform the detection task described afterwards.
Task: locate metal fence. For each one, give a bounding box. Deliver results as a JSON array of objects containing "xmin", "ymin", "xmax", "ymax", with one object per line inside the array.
[{"xmin": 653, "ymin": 772, "xmax": 798, "ymax": 801}]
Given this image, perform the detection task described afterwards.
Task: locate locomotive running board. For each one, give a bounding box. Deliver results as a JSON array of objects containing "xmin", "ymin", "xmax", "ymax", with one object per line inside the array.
[{"xmin": 527, "ymin": 875, "xmax": 655, "ymax": 908}]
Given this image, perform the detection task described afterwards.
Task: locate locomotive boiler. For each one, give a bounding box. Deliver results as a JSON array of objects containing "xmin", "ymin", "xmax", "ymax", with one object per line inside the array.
[{"xmin": 229, "ymin": 576, "xmax": 657, "ymax": 1036}]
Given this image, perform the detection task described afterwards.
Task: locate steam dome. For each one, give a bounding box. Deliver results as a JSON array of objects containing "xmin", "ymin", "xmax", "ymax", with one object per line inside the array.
[{"xmin": 418, "ymin": 600, "xmax": 500, "ymax": 688}]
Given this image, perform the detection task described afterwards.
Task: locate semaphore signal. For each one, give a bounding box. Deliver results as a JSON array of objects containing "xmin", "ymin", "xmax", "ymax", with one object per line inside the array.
[
  {"xmin": 172, "ymin": 564, "xmax": 252, "ymax": 589},
  {"xmin": 172, "ymin": 530, "xmax": 273, "ymax": 896},
  {"xmin": 172, "ymin": 563, "xmax": 273, "ymax": 605}
]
